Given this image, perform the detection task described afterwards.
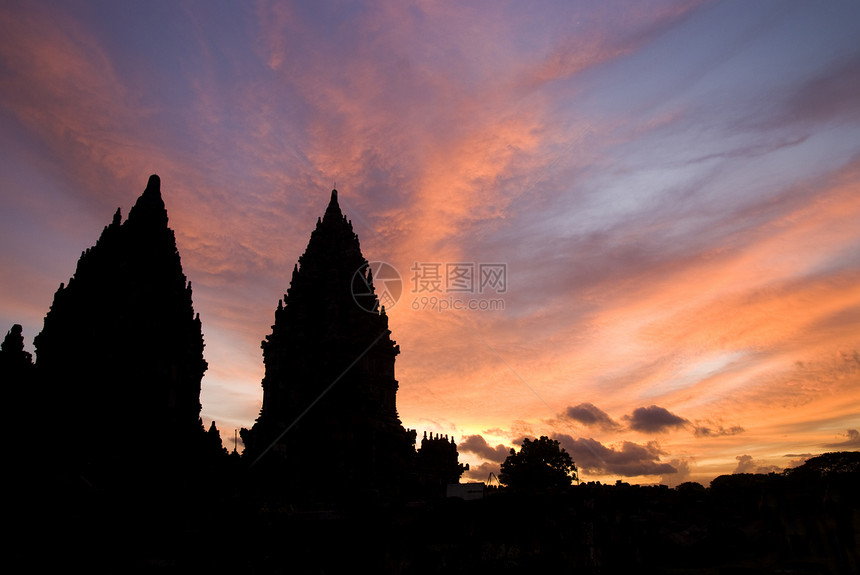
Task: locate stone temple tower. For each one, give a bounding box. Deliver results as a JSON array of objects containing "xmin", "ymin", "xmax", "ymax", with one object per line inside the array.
[
  {"xmin": 34, "ymin": 175, "xmax": 212, "ymax": 485},
  {"xmin": 241, "ymin": 189, "xmax": 418, "ymax": 498}
]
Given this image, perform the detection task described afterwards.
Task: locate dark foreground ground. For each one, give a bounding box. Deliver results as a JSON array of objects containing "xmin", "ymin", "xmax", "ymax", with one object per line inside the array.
[{"xmin": 13, "ymin": 469, "xmax": 859, "ymax": 574}]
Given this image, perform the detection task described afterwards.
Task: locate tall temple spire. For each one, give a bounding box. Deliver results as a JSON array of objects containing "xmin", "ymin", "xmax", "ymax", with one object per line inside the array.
[
  {"xmin": 241, "ymin": 185, "xmax": 467, "ymax": 503},
  {"xmin": 127, "ymin": 174, "xmax": 168, "ymax": 229},
  {"xmin": 241, "ymin": 186, "xmax": 416, "ymax": 501},
  {"xmin": 35, "ymin": 174, "xmax": 210, "ymax": 486},
  {"xmin": 323, "ymin": 188, "xmax": 342, "ymax": 222}
]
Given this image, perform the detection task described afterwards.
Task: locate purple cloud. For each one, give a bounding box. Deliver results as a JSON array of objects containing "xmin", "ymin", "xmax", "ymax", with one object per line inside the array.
[
  {"xmin": 733, "ymin": 454, "xmax": 781, "ymax": 475},
  {"xmin": 462, "ymin": 461, "xmax": 502, "ymax": 484},
  {"xmin": 626, "ymin": 405, "xmax": 688, "ymax": 433},
  {"xmin": 694, "ymin": 423, "xmax": 744, "ymax": 438},
  {"xmin": 554, "ymin": 433, "xmax": 677, "ymax": 477},
  {"xmin": 563, "ymin": 403, "xmax": 621, "ymax": 430},
  {"xmin": 824, "ymin": 429, "xmax": 860, "ymax": 449},
  {"xmin": 458, "ymin": 434, "xmax": 511, "ymax": 463}
]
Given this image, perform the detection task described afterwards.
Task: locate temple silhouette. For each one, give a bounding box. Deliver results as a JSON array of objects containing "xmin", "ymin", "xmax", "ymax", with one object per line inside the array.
[
  {"xmin": 30, "ymin": 175, "xmax": 222, "ymax": 487},
  {"xmin": 241, "ymin": 188, "xmax": 465, "ymax": 501},
  {"xmin": 4, "ymin": 175, "xmax": 859, "ymax": 573},
  {"xmin": 10, "ymin": 175, "xmax": 463, "ymax": 501}
]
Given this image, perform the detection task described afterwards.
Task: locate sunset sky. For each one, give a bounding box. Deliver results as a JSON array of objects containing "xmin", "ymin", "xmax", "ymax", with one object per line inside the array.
[{"xmin": 2, "ymin": 0, "xmax": 859, "ymax": 486}]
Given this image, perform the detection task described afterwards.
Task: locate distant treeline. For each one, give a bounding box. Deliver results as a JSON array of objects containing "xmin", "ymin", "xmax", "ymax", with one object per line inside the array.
[{"xmin": 10, "ymin": 451, "xmax": 857, "ymax": 574}]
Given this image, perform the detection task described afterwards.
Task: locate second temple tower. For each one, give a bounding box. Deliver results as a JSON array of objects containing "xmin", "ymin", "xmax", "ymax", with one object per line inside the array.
[{"xmin": 242, "ymin": 190, "xmax": 461, "ymax": 499}]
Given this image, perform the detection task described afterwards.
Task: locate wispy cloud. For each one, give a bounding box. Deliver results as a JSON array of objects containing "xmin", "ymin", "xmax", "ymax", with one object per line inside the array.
[{"xmin": 693, "ymin": 423, "xmax": 745, "ymax": 438}]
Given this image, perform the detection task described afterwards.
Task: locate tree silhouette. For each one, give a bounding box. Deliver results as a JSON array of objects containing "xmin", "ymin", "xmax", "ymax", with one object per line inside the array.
[
  {"xmin": 499, "ymin": 436, "xmax": 578, "ymax": 490},
  {"xmin": 786, "ymin": 451, "xmax": 860, "ymax": 480},
  {"xmin": 1, "ymin": 324, "xmax": 33, "ymax": 374}
]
